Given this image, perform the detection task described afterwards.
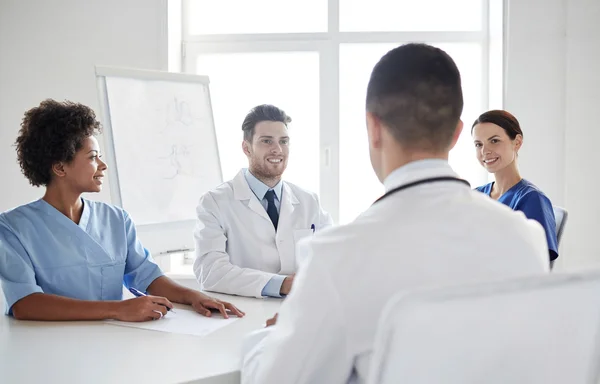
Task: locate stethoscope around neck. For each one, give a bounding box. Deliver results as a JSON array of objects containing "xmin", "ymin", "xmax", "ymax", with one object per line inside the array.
[{"xmin": 373, "ymin": 176, "xmax": 471, "ymax": 205}]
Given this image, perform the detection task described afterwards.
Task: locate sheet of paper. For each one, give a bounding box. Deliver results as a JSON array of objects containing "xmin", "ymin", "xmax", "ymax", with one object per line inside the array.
[{"xmin": 105, "ymin": 308, "xmax": 239, "ymax": 337}]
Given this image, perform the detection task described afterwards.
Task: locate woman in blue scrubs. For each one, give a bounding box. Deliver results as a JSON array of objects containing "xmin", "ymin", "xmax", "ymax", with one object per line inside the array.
[
  {"xmin": 472, "ymin": 110, "xmax": 558, "ymax": 264},
  {"xmin": 0, "ymin": 99, "xmax": 244, "ymax": 321}
]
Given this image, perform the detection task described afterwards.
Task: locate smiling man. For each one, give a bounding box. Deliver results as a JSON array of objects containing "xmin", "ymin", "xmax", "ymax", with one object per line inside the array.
[{"xmin": 193, "ymin": 104, "xmax": 332, "ymax": 298}]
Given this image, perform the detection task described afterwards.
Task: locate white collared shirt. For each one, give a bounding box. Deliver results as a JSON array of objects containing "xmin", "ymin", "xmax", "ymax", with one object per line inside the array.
[{"xmin": 244, "ymin": 168, "xmax": 283, "ymax": 213}]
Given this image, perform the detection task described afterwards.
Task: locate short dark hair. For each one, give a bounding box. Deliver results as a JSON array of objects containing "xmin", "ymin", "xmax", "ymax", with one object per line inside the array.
[
  {"xmin": 241, "ymin": 104, "xmax": 291, "ymax": 141},
  {"xmin": 15, "ymin": 99, "xmax": 102, "ymax": 187},
  {"xmin": 471, "ymin": 110, "xmax": 523, "ymax": 139},
  {"xmin": 366, "ymin": 43, "xmax": 463, "ymax": 151}
]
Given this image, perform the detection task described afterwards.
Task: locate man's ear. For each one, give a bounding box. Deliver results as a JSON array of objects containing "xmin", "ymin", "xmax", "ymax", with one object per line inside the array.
[
  {"xmin": 448, "ymin": 119, "xmax": 464, "ymax": 151},
  {"xmin": 366, "ymin": 112, "xmax": 382, "ymax": 150},
  {"xmin": 51, "ymin": 162, "xmax": 66, "ymax": 178},
  {"xmin": 242, "ymin": 140, "xmax": 251, "ymax": 156}
]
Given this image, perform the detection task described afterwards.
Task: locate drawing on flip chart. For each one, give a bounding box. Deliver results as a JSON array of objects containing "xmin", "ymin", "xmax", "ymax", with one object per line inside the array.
[{"xmin": 98, "ymin": 70, "xmax": 223, "ymax": 226}]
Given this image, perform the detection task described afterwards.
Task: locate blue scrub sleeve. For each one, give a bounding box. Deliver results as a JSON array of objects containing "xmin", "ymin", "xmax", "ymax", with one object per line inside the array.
[
  {"xmin": 0, "ymin": 226, "xmax": 44, "ymax": 315},
  {"xmin": 517, "ymin": 192, "xmax": 559, "ymax": 260},
  {"xmin": 121, "ymin": 211, "xmax": 164, "ymax": 292}
]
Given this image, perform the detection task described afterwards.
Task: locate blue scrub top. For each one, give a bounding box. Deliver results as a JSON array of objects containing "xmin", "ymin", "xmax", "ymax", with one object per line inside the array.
[
  {"xmin": 476, "ymin": 179, "xmax": 558, "ymax": 261},
  {"xmin": 0, "ymin": 198, "xmax": 163, "ymax": 315}
]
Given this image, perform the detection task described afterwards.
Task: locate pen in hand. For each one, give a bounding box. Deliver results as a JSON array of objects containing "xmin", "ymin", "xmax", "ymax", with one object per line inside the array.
[{"xmin": 128, "ymin": 287, "xmax": 176, "ymax": 313}]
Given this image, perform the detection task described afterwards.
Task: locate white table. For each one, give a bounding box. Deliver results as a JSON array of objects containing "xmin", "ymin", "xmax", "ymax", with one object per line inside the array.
[{"xmin": 0, "ymin": 292, "xmax": 281, "ymax": 384}]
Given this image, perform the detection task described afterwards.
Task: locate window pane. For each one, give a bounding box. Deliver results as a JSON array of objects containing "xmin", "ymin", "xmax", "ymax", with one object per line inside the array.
[
  {"xmin": 187, "ymin": 0, "xmax": 327, "ymax": 35},
  {"xmin": 339, "ymin": 43, "xmax": 486, "ymax": 224},
  {"xmin": 340, "ymin": 0, "xmax": 482, "ymax": 32},
  {"xmin": 196, "ymin": 52, "xmax": 320, "ymax": 194}
]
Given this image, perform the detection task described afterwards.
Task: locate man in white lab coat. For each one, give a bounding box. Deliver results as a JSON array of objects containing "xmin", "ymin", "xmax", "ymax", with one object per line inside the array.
[
  {"xmin": 194, "ymin": 104, "xmax": 332, "ymax": 298},
  {"xmin": 240, "ymin": 44, "xmax": 549, "ymax": 383}
]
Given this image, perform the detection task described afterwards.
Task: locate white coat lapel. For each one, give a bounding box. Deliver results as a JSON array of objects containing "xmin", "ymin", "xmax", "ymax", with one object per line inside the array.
[
  {"xmin": 232, "ymin": 170, "xmax": 272, "ymax": 225},
  {"xmin": 278, "ymin": 182, "xmax": 299, "ymax": 228},
  {"xmin": 277, "ymin": 182, "xmax": 300, "ymax": 272}
]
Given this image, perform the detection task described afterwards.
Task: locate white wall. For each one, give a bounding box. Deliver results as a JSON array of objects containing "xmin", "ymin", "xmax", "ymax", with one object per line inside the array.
[
  {"xmin": 0, "ymin": 0, "xmax": 167, "ymax": 212},
  {"xmin": 504, "ymin": 0, "xmax": 566, "ymax": 206},
  {"xmin": 505, "ymin": 0, "xmax": 600, "ymax": 269},
  {"xmin": 564, "ymin": 0, "xmax": 600, "ymax": 268}
]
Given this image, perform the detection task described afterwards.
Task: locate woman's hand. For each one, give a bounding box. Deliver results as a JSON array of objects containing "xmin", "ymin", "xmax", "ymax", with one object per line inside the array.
[{"xmin": 187, "ymin": 291, "xmax": 245, "ymax": 319}]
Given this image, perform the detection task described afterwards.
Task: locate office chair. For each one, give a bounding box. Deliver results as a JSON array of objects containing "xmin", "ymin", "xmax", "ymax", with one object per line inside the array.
[
  {"xmin": 553, "ymin": 206, "xmax": 568, "ymax": 245},
  {"xmin": 367, "ymin": 270, "xmax": 600, "ymax": 384},
  {"xmin": 550, "ymin": 206, "xmax": 568, "ymax": 269}
]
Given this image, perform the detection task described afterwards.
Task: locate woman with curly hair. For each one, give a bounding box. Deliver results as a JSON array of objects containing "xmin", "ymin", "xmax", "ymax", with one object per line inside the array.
[{"xmin": 0, "ymin": 99, "xmax": 244, "ymax": 321}]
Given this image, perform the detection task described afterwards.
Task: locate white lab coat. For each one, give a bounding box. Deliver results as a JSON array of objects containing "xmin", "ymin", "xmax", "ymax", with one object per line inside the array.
[
  {"xmin": 241, "ymin": 160, "xmax": 549, "ymax": 384},
  {"xmin": 194, "ymin": 169, "xmax": 333, "ymax": 298}
]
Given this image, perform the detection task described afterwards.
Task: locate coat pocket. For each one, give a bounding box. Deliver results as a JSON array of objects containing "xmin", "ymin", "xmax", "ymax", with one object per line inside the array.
[{"xmin": 293, "ymin": 229, "xmax": 314, "ymax": 245}]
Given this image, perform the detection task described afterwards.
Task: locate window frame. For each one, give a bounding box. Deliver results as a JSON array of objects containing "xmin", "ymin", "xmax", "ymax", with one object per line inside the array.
[{"xmin": 181, "ymin": 0, "xmax": 498, "ymax": 224}]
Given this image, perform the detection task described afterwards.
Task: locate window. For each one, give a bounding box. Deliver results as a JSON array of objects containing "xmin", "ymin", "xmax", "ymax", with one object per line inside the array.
[
  {"xmin": 339, "ymin": 0, "xmax": 483, "ymax": 32},
  {"xmin": 195, "ymin": 51, "xmax": 320, "ymax": 193},
  {"xmin": 182, "ymin": 0, "xmax": 500, "ymax": 224},
  {"xmin": 185, "ymin": 0, "xmax": 327, "ymax": 35}
]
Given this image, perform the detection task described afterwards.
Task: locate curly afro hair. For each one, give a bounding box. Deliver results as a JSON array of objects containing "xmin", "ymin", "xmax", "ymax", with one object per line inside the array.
[{"xmin": 15, "ymin": 99, "xmax": 102, "ymax": 187}]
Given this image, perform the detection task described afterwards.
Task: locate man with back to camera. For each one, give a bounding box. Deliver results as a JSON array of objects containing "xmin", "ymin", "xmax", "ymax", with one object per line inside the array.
[
  {"xmin": 240, "ymin": 43, "xmax": 549, "ymax": 383},
  {"xmin": 193, "ymin": 104, "xmax": 333, "ymax": 298}
]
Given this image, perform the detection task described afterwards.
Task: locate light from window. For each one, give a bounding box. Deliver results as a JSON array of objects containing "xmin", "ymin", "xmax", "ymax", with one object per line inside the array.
[
  {"xmin": 195, "ymin": 52, "xmax": 320, "ymax": 193},
  {"xmin": 340, "ymin": 0, "xmax": 482, "ymax": 32},
  {"xmin": 339, "ymin": 43, "xmax": 487, "ymax": 224},
  {"xmin": 187, "ymin": 0, "xmax": 327, "ymax": 35}
]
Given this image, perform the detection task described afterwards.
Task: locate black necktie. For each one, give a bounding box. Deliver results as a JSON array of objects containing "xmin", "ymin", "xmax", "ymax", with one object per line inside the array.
[{"xmin": 264, "ymin": 190, "xmax": 279, "ymax": 230}]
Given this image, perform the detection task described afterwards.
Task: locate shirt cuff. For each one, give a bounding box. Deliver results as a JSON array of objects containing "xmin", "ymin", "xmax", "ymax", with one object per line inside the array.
[{"xmin": 261, "ymin": 275, "xmax": 286, "ymax": 298}]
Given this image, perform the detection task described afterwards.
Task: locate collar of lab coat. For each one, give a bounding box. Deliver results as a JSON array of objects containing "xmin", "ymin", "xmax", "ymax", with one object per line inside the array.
[
  {"xmin": 383, "ymin": 159, "xmax": 459, "ymax": 193},
  {"xmin": 232, "ymin": 169, "xmax": 299, "ymax": 211}
]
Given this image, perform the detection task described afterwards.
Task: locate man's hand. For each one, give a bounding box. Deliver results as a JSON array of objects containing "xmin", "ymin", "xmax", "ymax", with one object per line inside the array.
[
  {"xmin": 188, "ymin": 291, "xmax": 245, "ymax": 319},
  {"xmin": 265, "ymin": 313, "xmax": 278, "ymax": 327},
  {"xmin": 115, "ymin": 295, "xmax": 173, "ymax": 322},
  {"xmin": 279, "ymin": 274, "xmax": 295, "ymax": 295}
]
